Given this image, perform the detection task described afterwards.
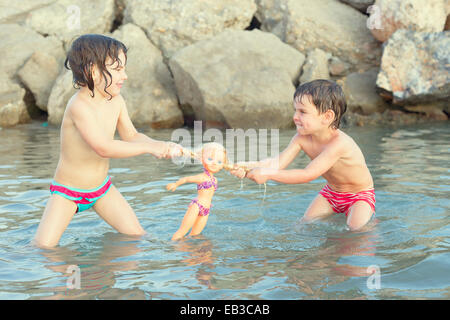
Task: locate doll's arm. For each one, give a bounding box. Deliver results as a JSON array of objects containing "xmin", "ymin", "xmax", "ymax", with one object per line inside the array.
[{"xmin": 166, "ymin": 173, "xmax": 205, "ymax": 191}]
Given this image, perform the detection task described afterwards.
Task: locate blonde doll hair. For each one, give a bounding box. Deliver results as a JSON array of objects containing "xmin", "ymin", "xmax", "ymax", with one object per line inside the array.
[
  {"xmin": 199, "ymin": 142, "xmax": 228, "ymax": 165},
  {"xmin": 183, "ymin": 142, "xmax": 248, "ymax": 172}
]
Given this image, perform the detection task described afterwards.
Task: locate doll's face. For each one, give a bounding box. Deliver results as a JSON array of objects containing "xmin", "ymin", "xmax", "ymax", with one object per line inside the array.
[{"xmin": 202, "ymin": 147, "xmax": 225, "ymax": 173}]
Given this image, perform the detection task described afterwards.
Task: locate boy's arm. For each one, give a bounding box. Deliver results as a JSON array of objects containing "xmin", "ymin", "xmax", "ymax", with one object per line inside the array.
[
  {"xmin": 231, "ymin": 134, "xmax": 302, "ymax": 178},
  {"xmin": 70, "ymin": 102, "xmax": 153, "ymax": 159},
  {"xmin": 249, "ymin": 143, "xmax": 342, "ymax": 184}
]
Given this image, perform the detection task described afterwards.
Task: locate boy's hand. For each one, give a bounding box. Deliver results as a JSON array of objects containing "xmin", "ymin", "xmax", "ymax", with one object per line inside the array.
[
  {"xmin": 166, "ymin": 183, "xmax": 177, "ymax": 191},
  {"xmin": 229, "ymin": 166, "xmax": 246, "ymax": 179},
  {"xmin": 247, "ymin": 168, "xmax": 273, "ymax": 184}
]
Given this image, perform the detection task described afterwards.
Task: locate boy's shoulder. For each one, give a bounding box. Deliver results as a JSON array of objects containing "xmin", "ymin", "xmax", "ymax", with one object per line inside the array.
[
  {"xmin": 295, "ymin": 130, "xmax": 353, "ymax": 153},
  {"xmin": 328, "ymin": 130, "xmax": 362, "ymax": 157}
]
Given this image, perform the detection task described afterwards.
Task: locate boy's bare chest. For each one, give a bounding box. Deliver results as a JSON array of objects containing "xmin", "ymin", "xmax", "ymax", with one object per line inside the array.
[{"xmin": 301, "ymin": 141, "xmax": 326, "ymax": 160}]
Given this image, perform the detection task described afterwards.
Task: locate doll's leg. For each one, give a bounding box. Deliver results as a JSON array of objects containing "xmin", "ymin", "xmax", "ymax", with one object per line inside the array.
[
  {"xmin": 172, "ymin": 204, "xmax": 199, "ymax": 240},
  {"xmin": 189, "ymin": 215, "xmax": 209, "ymax": 236}
]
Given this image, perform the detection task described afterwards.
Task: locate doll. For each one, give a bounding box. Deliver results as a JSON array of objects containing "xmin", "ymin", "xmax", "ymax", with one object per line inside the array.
[{"xmin": 167, "ymin": 143, "xmax": 229, "ymax": 240}]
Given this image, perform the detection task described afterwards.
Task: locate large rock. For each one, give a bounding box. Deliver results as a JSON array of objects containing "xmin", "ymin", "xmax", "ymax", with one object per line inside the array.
[
  {"xmin": 404, "ymin": 102, "xmax": 448, "ymax": 121},
  {"xmin": 376, "ymin": 30, "xmax": 450, "ymax": 105},
  {"xmin": 0, "ymin": 24, "xmax": 62, "ymax": 79},
  {"xmin": 123, "ymin": 0, "xmax": 256, "ymax": 59},
  {"xmin": 0, "ymin": 0, "xmax": 54, "ymax": 24},
  {"xmin": 17, "ymin": 42, "xmax": 65, "ymax": 111},
  {"xmin": 339, "ymin": 0, "xmax": 374, "ymax": 13},
  {"xmin": 256, "ymin": 0, "xmax": 381, "ymax": 71},
  {"xmin": 328, "ymin": 56, "xmax": 351, "ymax": 76},
  {"xmin": 25, "ymin": 0, "xmax": 115, "ymax": 45},
  {"xmin": 370, "ymin": 0, "xmax": 447, "ymax": 42},
  {"xmin": 0, "ymin": 73, "xmax": 30, "ymax": 127},
  {"xmin": 112, "ymin": 24, "xmax": 183, "ymax": 128},
  {"xmin": 338, "ymin": 68, "xmax": 388, "ymax": 115},
  {"xmin": 446, "ymin": 1, "xmax": 450, "ymax": 30},
  {"xmin": 169, "ymin": 29, "xmax": 305, "ymax": 129},
  {"xmin": 47, "ymin": 69, "xmax": 77, "ymax": 125},
  {"xmin": 299, "ymin": 48, "xmax": 331, "ymax": 84}
]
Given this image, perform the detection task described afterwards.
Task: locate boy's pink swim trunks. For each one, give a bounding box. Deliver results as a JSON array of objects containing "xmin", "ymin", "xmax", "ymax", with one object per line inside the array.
[{"xmin": 319, "ymin": 184, "xmax": 375, "ymax": 217}]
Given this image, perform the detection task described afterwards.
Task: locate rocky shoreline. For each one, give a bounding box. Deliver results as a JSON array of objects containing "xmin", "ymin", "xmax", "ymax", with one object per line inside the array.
[{"xmin": 0, "ymin": 0, "xmax": 448, "ymax": 129}]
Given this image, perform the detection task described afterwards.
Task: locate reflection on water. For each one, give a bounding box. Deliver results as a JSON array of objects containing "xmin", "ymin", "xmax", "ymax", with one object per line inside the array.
[{"xmin": 0, "ymin": 121, "xmax": 449, "ymax": 299}]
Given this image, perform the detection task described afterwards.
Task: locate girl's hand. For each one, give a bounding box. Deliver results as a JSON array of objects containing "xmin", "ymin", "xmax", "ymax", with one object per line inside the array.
[
  {"xmin": 164, "ymin": 142, "xmax": 183, "ymax": 159},
  {"xmin": 166, "ymin": 183, "xmax": 177, "ymax": 191}
]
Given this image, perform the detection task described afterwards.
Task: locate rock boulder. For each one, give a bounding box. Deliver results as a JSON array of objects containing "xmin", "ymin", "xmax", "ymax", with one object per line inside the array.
[
  {"xmin": 169, "ymin": 29, "xmax": 304, "ymax": 129},
  {"xmin": 112, "ymin": 23, "xmax": 183, "ymax": 128},
  {"xmin": 376, "ymin": 30, "xmax": 450, "ymax": 105},
  {"xmin": 0, "ymin": 73, "xmax": 30, "ymax": 127},
  {"xmin": 370, "ymin": 0, "xmax": 447, "ymax": 42},
  {"xmin": 256, "ymin": 0, "xmax": 381, "ymax": 71},
  {"xmin": 124, "ymin": 0, "xmax": 256, "ymax": 59}
]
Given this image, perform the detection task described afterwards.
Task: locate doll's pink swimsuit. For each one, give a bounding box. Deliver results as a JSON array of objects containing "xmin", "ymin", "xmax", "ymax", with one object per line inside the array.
[{"xmin": 189, "ymin": 169, "xmax": 217, "ymax": 216}]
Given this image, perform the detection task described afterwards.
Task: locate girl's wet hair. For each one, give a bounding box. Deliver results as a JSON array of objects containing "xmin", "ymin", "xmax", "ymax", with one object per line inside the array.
[
  {"xmin": 293, "ymin": 79, "xmax": 347, "ymax": 129},
  {"xmin": 64, "ymin": 34, "xmax": 127, "ymax": 100}
]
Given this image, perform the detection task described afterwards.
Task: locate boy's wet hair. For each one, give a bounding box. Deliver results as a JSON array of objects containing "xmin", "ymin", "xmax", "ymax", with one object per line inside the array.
[
  {"xmin": 293, "ymin": 80, "xmax": 347, "ymax": 129},
  {"xmin": 64, "ymin": 34, "xmax": 127, "ymax": 100}
]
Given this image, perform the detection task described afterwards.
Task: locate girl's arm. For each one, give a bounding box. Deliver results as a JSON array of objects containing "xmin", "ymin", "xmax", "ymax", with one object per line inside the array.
[
  {"xmin": 116, "ymin": 96, "xmax": 177, "ymax": 158},
  {"xmin": 166, "ymin": 173, "xmax": 205, "ymax": 191}
]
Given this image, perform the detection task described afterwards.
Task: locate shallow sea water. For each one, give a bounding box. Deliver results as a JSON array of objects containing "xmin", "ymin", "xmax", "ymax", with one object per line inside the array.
[{"xmin": 0, "ymin": 121, "xmax": 448, "ymax": 300}]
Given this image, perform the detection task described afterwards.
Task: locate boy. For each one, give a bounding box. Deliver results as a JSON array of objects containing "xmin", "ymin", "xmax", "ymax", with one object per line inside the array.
[
  {"xmin": 234, "ymin": 80, "xmax": 375, "ymax": 230},
  {"xmin": 34, "ymin": 34, "xmax": 182, "ymax": 248}
]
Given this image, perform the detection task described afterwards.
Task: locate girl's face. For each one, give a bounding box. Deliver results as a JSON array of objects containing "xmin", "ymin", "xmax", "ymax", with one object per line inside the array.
[
  {"xmin": 202, "ymin": 147, "xmax": 225, "ymax": 173},
  {"xmin": 93, "ymin": 50, "xmax": 127, "ymax": 99}
]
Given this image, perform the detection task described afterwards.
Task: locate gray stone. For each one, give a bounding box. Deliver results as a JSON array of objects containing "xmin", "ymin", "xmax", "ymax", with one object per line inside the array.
[
  {"xmin": 299, "ymin": 48, "xmax": 331, "ymax": 84},
  {"xmin": 25, "ymin": 0, "xmax": 115, "ymax": 45},
  {"xmin": 47, "ymin": 69, "xmax": 77, "ymax": 125},
  {"xmin": 376, "ymin": 30, "xmax": 450, "ymax": 105},
  {"xmin": 338, "ymin": 68, "xmax": 388, "ymax": 115},
  {"xmin": 18, "ymin": 42, "xmax": 65, "ymax": 111},
  {"xmin": 256, "ymin": 0, "xmax": 381, "ymax": 71},
  {"xmin": 112, "ymin": 23, "xmax": 183, "ymax": 128},
  {"xmin": 124, "ymin": 0, "xmax": 256, "ymax": 59},
  {"xmin": 0, "ymin": 73, "xmax": 30, "ymax": 127},
  {"xmin": 370, "ymin": 0, "xmax": 447, "ymax": 42},
  {"xmin": 169, "ymin": 29, "xmax": 304, "ymax": 129},
  {"xmin": 338, "ymin": 0, "xmax": 374, "ymax": 13}
]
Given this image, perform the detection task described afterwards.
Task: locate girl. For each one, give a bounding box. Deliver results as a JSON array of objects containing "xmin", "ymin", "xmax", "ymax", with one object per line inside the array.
[
  {"xmin": 34, "ymin": 34, "xmax": 181, "ymax": 248},
  {"xmin": 167, "ymin": 143, "xmax": 228, "ymax": 240}
]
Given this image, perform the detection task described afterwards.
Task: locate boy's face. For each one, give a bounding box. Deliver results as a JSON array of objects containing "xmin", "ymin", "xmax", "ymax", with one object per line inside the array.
[
  {"xmin": 202, "ymin": 147, "xmax": 225, "ymax": 174},
  {"xmin": 93, "ymin": 50, "xmax": 127, "ymax": 99},
  {"xmin": 293, "ymin": 95, "xmax": 331, "ymax": 134}
]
